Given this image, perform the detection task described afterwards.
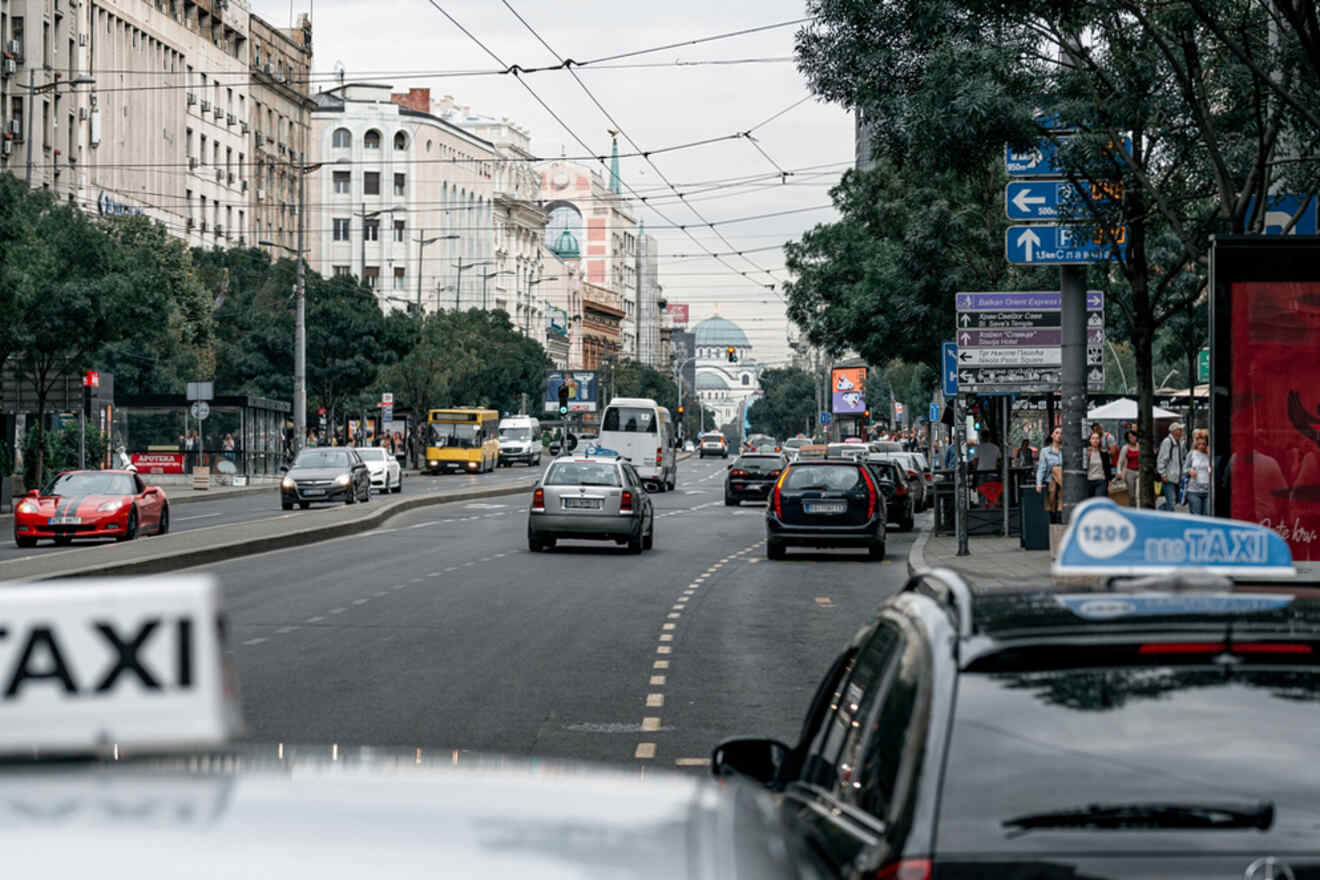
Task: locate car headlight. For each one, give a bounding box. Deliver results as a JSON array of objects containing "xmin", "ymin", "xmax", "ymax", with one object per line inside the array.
[
  {"xmin": 16, "ymin": 500, "xmax": 37, "ymax": 514},
  {"xmin": 333, "ymin": 473, "xmax": 352, "ymax": 487},
  {"xmin": 97, "ymin": 500, "xmax": 123, "ymax": 513},
  {"xmin": 281, "ymin": 477, "xmax": 296, "ymax": 490}
]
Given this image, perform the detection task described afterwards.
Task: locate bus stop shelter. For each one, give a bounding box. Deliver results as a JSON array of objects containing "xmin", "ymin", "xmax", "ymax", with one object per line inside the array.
[{"xmin": 113, "ymin": 394, "xmax": 292, "ymax": 478}]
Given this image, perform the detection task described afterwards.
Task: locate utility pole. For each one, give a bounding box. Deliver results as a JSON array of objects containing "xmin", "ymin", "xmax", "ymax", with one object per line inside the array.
[
  {"xmin": 416, "ymin": 227, "xmax": 425, "ymax": 316},
  {"xmin": 294, "ymin": 160, "xmax": 307, "ymax": 456},
  {"xmin": 24, "ymin": 69, "xmax": 35, "ymax": 187},
  {"xmin": 1060, "ymin": 265, "xmax": 1088, "ymax": 521},
  {"xmin": 635, "ymin": 233, "xmax": 643, "ymax": 365}
]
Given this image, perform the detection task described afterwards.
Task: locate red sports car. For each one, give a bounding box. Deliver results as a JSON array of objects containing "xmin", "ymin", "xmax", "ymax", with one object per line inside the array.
[{"xmin": 14, "ymin": 470, "xmax": 170, "ymax": 548}]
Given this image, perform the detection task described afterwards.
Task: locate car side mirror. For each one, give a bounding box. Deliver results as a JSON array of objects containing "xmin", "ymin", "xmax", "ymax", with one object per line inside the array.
[
  {"xmin": 26, "ymin": 489, "xmax": 38, "ymax": 497},
  {"xmin": 726, "ymin": 463, "xmax": 733, "ymax": 469},
  {"xmin": 144, "ymin": 487, "xmax": 159, "ymax": 496},
  {"xmin": 279, "ymin": 465, "xmax": 289, "ymax": 474},
  {"xmin": 710, "ymin": 737, "xmax": 794, "ymax": 791}
]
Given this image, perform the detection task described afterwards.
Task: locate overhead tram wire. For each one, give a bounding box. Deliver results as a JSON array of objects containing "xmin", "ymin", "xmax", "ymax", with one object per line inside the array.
[{"xmin": 497, "ymin": 0, "xmax": 792, "ymax": 301}]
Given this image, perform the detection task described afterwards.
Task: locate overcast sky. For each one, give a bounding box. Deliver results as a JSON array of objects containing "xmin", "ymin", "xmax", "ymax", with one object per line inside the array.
[{"xmin": 248, "ymin": 0, "xmax": 852, "ymax": 364}]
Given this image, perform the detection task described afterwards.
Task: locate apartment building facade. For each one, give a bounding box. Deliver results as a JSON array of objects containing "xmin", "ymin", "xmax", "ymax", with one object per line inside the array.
[
  {"xmin": 248, "ymin": 11, "xmax": 311, "ymax": 256},
  {"xmin": 307, "ymin": 83, "xmax": 496, "ymax": 313}
]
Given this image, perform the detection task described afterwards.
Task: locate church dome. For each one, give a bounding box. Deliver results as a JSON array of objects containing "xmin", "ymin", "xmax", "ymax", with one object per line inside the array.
[
  {"xmin": 695, "ymin": 371, "xmax": 730, "ymax": 390},
  {"xmin": 693, "ymin": 316, "xmax": 751, "ymax": 349}
]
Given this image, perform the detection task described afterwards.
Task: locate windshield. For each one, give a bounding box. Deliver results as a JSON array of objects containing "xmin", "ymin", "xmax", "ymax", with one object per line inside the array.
[
  {"xmin": 43, "ymin": 472, "xmax": 137, "ymax": 496},
  {"xmin": 783, "ymin": 464, "xmax": 862, "ymax": 491},
  {"xmin": 500, "ymin": 427, "xmax": 532, "ymax": 441},
  {"xmin": 356, "ymin": 448, "xmax": 387, "ymax": 461},
  {"xmin": 939, "ymin": 668, "xmax": 1320, "ymax": 852},
  {"xmin": 294, "ymin": 450, "xmax": 352, "ymax": 469},
  {"xmin": 543, "ymin": 462, "xmax": 621, "ymax": 487},
  {"xmin": 602, "ymin": 407, "xmax": 657, "ymax": 433},
  {"xmin": 431, "ymin": 422, "xmax": 483, "ymax": 448}
]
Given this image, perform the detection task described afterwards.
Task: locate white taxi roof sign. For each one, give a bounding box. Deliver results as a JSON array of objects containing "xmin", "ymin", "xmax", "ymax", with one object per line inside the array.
[
  {"xmin": 1052, "ymin": 498, "xmax": 1296, "ymax": 580},
  {"xmin": 0, "ymin": 576, "xmax": 240, "ymax": 755}
]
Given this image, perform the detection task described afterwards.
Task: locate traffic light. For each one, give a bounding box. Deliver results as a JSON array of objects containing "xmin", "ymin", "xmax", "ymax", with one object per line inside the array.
[
  {"xmin": 863, "ymin": 409, "xmax": 870, "ymax": 423},
  {"xmin": 558, "ymin": 384, "xmax": 570, "ymax": 416},
  {"xmin": 677, "ymin": 405, "xmax": 685, "ymax": 415},
  {"xmin": 726, "ymin": 345, "xmax": 738, "ymax": 363}
]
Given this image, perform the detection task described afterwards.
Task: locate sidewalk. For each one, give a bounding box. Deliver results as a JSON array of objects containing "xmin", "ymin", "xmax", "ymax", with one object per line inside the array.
[{"xmin": 908, "ymin": 530, "xmax": 1056, "ymax": 589}]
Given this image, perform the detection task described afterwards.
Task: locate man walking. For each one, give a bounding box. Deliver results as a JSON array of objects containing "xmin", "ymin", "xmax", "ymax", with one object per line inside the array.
[{"xmin": 1156, "ymin": 422, "xmax": 1186, "ymax": 511}]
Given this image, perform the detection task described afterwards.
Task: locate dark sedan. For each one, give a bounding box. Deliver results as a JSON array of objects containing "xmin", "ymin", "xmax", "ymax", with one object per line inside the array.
[
  {"xmin": 864, "ymin": 456, "xmax": 916, "ymax": 531},
  {"xmin": 725, "ymin": 453, "xmax": 786, "ymax": 505},
  {"xmin": 280, "ymin": 447, "xmax": 372, "ymax": 509},
  {"xmin": 765, "ymin": 460, "xmax": 887, "ymax": 560}
]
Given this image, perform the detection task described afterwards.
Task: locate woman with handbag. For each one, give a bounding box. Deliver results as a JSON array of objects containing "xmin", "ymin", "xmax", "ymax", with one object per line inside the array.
[
  {"xmin": 1084, "ymin": 430, "xmax": 1113, "ymax": 496},
  {"xmin": 1035, "ymin": 426, "xmax": 1064, "ymax": 523}
]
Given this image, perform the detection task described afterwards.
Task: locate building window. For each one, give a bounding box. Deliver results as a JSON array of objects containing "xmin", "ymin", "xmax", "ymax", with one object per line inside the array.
[
  {"xmin": 393, "ymin": 173, "xmax": 405, "ymax": 196},
  {"xmin": 364, "ymin": 266, "xmax": 379, "ymax": 288},
  {"xmin": 332, "ymin": 218, "xmax": 350, "ymax": 241},
  {"xmin": 394, "ymin": 131, "xmax": 407, "ymax": 151},
  {"xmin": 363, "ymin": 219, "xmax": 379, "ymax": 241},
  {"xmin": 332, "ymin": 127, "xmax": 351, "ymax": 148},
  {"xmin": 333, "ymin": 170, "xmax": 350, "ymax": 194},
  {"xmin": 333, "ymin": 265, "xmax": 351, "ymax": 277},
  {"xmin": 393, "ymin": 267, "xmax": 406, "ymax": 290},
  {"xmin": 742, "ymin": 374, "xmax": 750, "ymax": 386},
  {"xmin": 363, "ymin": 172, "xmax": 380, "ymax": 195},
  {"xmin": 393, "ymin": 220, "xmax": 405, "ymax": 243},
  {"xmin": 363, "ymin": 129, "xmax": 381, "ymax": 150}
]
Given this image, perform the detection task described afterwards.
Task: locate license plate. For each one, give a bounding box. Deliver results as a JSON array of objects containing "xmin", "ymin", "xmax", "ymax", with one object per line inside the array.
[
  {"xmin": 302, "ymin": 488, "xmax": 325, "ymax": 496},
  {"xmin": 804, "ymin": 502, "xmax": 846, "ymax": 515},
  {"xmin": 48, "ymin": 516, "xmax": 81, "ymax": 525},
  {"xmin": 563, "ymin": 497, "xmax": 602, "ymax": 510}
]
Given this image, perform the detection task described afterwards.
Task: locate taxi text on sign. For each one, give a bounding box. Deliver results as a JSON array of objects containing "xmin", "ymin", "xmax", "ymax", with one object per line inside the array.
[
  {"xmin": 0, "ymin": 576, "xmax": 241, "ymax": 755},
  {"xmin": 1052, "ymin": 498, "xmax": 1296, "ymax": 579}
]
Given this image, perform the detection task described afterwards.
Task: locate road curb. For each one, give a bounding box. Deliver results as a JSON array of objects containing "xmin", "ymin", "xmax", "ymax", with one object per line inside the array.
[
  {"xmin": 907, "ymin": 526, "xmax": 931, "ymax": 577},
  {"xmin": 21, "ymin": 481, "xmax": 535, "ymax": 581}
]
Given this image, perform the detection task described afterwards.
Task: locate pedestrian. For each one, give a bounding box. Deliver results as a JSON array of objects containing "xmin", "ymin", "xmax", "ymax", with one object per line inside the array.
[
  {"xmin": 1084, "ymin": 430, "xmax": 1113, "ymax": 497},
  {"xmin": 1156, "ymin": 423, "xmax": 1186, "ymax": 511},
  {"xmin": 1035, "ymin": 426, "xmax": 1064, "ymax": 523},
  {"xmin": 1186, "ymin": 429, "xmax": 1211, "ymax": 515},
  {"xmin": 222, "ymin": 433, "xmax": 235, "ymax": 462},
  {"xmin": 1014, "ymin": 438, "xmax": 1035, "ymax": 469},
  {"xmin": 1090, "ymin": 422, "xmax": 1115, "ymax": 452},
  {"xmin": 943, "ymin": 442, "xmax": 957, "ymax": 469},
  {"xmin": 974, "ymin": 432, "xmax": 1001, "ymax": 485},
  {"xmin": 1119, "ymin": 430, "xmax": 1141, "ymax": 507}
]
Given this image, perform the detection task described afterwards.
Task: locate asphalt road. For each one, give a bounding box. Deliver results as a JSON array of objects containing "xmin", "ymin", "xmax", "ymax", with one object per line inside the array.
[
  {"xmin": 187, "ymin": 456, "xmax": 925, "ymax": 772},
  {"xmin": 0, "ymin": 464, "xmax": 542, "ymax": 563}
]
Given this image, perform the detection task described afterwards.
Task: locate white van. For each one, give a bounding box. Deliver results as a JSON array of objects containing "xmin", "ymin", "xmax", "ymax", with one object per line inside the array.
[
  {"xmin": 597, "ymin": 397, "xmax": 676, "ymax": 491},
  {"xmin": 497, "ymin": 415, "xmax": 543, "ymax": 467}
]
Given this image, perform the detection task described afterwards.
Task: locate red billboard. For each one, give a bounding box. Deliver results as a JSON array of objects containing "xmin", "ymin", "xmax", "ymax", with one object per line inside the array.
[
  {"xmin": 666, "ymin": 303, "xmax": 690, "ymax": 327},
  {"xmin": 130, "ymin": 453, "xmax": 185, "ymax": 474}
]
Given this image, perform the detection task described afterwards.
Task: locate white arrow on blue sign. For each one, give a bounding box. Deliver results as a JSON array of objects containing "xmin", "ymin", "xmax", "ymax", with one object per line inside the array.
[
  {"xmin": 1005, "ymin": 225, "xmax": 1127, "ymax": 265},
  {"xmin": 1004, "ymin": 136, "xmax": 1133, "ymax": 177},
  {"xmin": 1004, "ymin": 180, "xmax": 1114, "ymax": 221},
  {"xmin": 929, "ymin": 402, "xmax": 940, "ymax": 423},
  {"xmin": 942, "ymin": 340, "xmax": 959, "ymax": 397}
]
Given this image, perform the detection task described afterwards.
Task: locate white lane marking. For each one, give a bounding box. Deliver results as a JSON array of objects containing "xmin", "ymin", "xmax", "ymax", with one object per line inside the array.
[
  {"xmin": 653, "ymin": 660, "xmax": 670, "ymax": 669},
  {"xmin": 635, "ymin": 743, "xmax": 656, "ymax": 759},
  {"xmin": 658, "ymin": 634, "xmax": 673, "ymax": 642},
  {"xmin": 306, "ymin": 616, "xmax": 325, "ymax": 623},
  {"xmin": 408, "ymin": 520, "xmax": 444, "ymax": 529},
  {"xmin": 352, "ymin": 598, "xmax": 369, "ymax": 606},
  {"xmin": 374, "ymin": 591, "xmax": 388, "ymax": 598},
  {"xmin": 410, "ymin": 577, "xmax": 424, "ymax": 583},
  {"xmin": 675, "ymin": 758, "xmax": 710, "ymax": 767},
  {"xmin": 667, "ymin": 612, "xmax": 681, "ymax": 619},
  {"xmin": 329, "ymin": 608, "xmax": 347, "ymax": 615},
  {"xmin": 275, "ymin": 626, "xmax": 298, "ymax": 635},
  {"xmin": 656, "ymin": 646, "xmax": 672, "ymax": 654},
  {"xmin": 242, "ymin": 637, "xmax": 267, "ymax": 646},
  {"xmin": 650, "ymin": 675, "xmax": 666, "ymax": 686},
  {"xmin": 641, "ymin": 717, "xmax": 661, "ymax": 731},
  {"xmin": 177, "ymin": 512, "xmax": 224, "ymax": 521},
  {"xmin": 662, "ymin": 623, "xmax": 676, "ymax": 630}
]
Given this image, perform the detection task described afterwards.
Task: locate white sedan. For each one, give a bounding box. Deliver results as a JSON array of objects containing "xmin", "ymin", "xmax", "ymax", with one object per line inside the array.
[{"xmin": 356, "ymin": 447, "xmax": 403, "ymax": 494}]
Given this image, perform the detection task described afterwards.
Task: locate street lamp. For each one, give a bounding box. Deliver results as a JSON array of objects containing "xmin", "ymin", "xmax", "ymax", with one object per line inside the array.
[
  {"xmin": 525, "ymin": 273, "xmax": 559, "ymax": 336},
  {"xmin": 481, "ymin": 269, "xmax": 514, "ymax": 311},
  {"xmin": 357, "ymin": 206, "xmax": 406, "ymax": 287},
  {"xmin": 263, "ymin": 156, "xmax": 348, "ymax": 457},
  {"xmin": 452, "ymin": 259, "xmax": 492, "ymax": 311},
  {"xmin": 21, "ymin": 74, "xmax": 95, "ymax": 187},
  {"xmin": 414, "ymin": 232, "xmax": 460, "ymax": 316}
]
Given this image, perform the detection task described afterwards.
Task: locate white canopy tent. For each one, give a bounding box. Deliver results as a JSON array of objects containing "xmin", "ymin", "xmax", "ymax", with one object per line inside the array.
[{"xmin": 1086, "ymin": 398, "xmax": 1180, "ymax": 421}]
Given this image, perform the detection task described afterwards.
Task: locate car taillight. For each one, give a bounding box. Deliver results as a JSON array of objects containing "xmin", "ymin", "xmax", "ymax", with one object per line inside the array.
[
  {"xmin": 895, "ymin": 483, "xmax": 908, "ymax": 496},
  {"xmin": 1139, "ymin": 641, "xmax": 1313, "ymax": 655},
  {"xmin": 907, "ymin": 469, "xmax": 919, "ymax": 480},
  {"xmin": 875, "ymin": 859, "xmax": 931, "ymax": 880},
  {"xmin": 532, "ymin": 488, "xmax": 545, "ymax": 511},
  {"xmin": 730, "ymin": 469, "xmax": 747, "ymax": 477},
  {"xmin": 619, "ymin": 490, "xmax": 634, "ymax": 513},
  {"xmin": 769, "ymin": 470, "xmax": 780, "ymax": 478},
  {"xmin": 860, "ymin": 466, "xmax": 878, "ymax": 519},
  {"xmin": 772, "ymin": 484, "xmax": 782, "ymax": 518},
  {"xmin": 655, "ymin": 447, "xmax": 663, "ymax": 465}
]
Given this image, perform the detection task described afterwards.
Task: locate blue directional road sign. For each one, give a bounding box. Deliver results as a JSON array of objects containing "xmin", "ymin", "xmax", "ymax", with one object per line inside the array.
[
  {"xmin": 929, "ymin": 402, "xmax": 940, "ymax": 424},
  {"xmin": 942, "ymin": 340, "xmax": 959, "ymax": 397},
  {"xmin": 1005, "ymin": 180, "xmax": 1114, "ymax": 221},
  {"xmin": 1005, "ymin": 225, "xmax": 1127, "ymax": 265},
  {"xmin": 819, "ymin": 411, "xmax": 832, "ymax": 427},
  {"xmin": 1244, "ymin": 193, "xmax": 1319, "ymax": 235},
  {"xmin": 1004, "ymin": 136, "xmax": 1133, "ymax": 177}
]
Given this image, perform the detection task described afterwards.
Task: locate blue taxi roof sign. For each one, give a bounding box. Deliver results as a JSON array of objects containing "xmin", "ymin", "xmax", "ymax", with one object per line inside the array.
[
  {"xmin": 583, "ymin": 445, "xmax": 621, "ymax": 458},
  {"xmin": 1052, "ymin": 498, "xmax": 1296, "ymax": 579}
]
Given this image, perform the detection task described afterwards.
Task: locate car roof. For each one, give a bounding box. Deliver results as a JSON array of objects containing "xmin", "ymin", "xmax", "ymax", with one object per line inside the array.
[{"xmin": 0, "ymin": 752, "xmax": 804, "ymax": 879}]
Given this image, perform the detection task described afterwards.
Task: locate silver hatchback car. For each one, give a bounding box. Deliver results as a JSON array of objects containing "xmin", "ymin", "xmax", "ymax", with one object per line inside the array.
[{"xmin": 527, "ymin": 455, "xmax": 655, "ymax": 553}]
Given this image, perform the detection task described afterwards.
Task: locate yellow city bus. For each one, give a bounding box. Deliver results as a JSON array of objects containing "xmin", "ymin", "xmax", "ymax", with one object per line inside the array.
[{"xmin": 426, "ymin": 408, "xmax": 500, "ymax": 474}]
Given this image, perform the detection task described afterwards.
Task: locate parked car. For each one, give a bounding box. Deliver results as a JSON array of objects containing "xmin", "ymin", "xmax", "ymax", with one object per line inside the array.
[
  {"xmin": 765, "ymin": 460, "xmax": 887, "ymax": 560},
  {"xmin": 864, "ymin": 457, "xmax": 915, "ymax": 531},
  {"xmin": 867, "ymin": 451, "xmax": 929, "ymax": 512},
  {"xmin": 725, "ymin": 453, "xmax": 786, "ymax": 505},
  {"xmin": 527, "ymin": 454, "xmax": 655, "ymax": 553},
  {"xmin": 280, "ymin": 447, "xmax": 372, "ymax": 509}
]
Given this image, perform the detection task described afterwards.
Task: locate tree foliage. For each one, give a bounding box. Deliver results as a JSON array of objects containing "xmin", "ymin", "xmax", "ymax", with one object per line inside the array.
[{"xmin": 748, "ymin": 367, "xmax": 818, "ymax": 439}]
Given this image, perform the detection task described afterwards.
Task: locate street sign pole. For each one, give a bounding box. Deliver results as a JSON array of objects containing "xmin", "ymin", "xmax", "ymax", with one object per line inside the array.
[
  {"xmin": 955, "ymin": 398, "xmax": 970, "ymax": 556},
  {"xmin": 1060, "ymin": 266, "xmax": 1088, "ymax": 521}
]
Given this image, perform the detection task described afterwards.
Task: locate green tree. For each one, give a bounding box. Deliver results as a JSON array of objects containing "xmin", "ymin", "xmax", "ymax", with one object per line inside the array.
[
  {"xmin": 793, "ymin": 0, "xmax": 1307, "ymax": 505},
  {"xmin": 305, "ymin": 274, "xmax": 395, "ymax": 434},
  {"xmin": 748, "ymin": 367, "xmax": 817, "ymax": 439},
  {"xmin": 444, "ymin": 309, "xmax": 551, "ymax": 414}
]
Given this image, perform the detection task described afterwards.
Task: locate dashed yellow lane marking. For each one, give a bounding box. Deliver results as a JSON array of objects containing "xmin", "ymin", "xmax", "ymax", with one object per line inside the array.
[
  {"xmin": 642, "ymin": 717, "xmax": 661, "ymax": 731},
  {"xmin": 635, "ymin": 743, "xmax": 656, "ymax": 759},
  {"xmin": 646, "ymin": 693, "xmax": 664, "ymax": 707},
  {"xmin": 675, "ymin": 758, "xmax": 710, "ymax": 767},
  {"xmin": 650, "ymin": 675, "xmax": 666, "ymax": 686}
]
